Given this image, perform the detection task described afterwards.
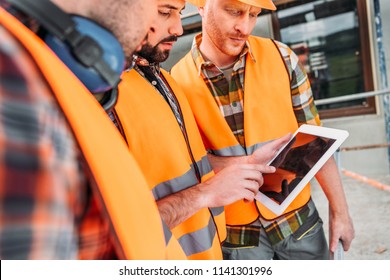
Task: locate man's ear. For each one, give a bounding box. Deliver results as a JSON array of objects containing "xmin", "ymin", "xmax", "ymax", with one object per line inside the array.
[{"xmin": 198, "ymin": 7, "xmax": 204, "ymax": 17}]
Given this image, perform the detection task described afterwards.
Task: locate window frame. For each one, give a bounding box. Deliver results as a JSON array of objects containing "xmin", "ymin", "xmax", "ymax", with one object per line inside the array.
[{"xmin": 271, "ymin": 0, "xmax": 376, "ymax": 119}]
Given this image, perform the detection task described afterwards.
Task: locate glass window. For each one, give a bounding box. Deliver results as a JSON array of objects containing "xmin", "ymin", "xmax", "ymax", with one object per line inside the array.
[{"xmin": 271, "ymin": 0, "xmax": 375, "ymax": 118}]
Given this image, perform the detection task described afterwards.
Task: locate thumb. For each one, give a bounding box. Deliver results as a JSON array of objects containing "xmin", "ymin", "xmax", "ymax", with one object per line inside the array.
[{"xmin": 251, "ymin": 133, "xmax": 292, "ymax": 164}]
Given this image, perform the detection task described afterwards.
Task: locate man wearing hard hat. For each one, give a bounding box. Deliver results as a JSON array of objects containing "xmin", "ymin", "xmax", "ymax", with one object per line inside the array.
[{"xmin": 172, "ymin": 0, "xmax": 355, "ymax": 260}]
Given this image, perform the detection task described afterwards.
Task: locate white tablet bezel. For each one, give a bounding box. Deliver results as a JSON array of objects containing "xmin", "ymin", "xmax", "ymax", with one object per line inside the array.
[{"xmin": 254, "ymin": 124, "xmax": 349, "ymax": 216}]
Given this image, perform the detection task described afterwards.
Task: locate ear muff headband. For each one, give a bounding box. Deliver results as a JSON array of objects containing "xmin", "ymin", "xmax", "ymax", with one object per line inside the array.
[
  {"xmin": 7, "ymin": 0, "xmax": 125, "ymax": 110},
  {"xmin": 43, "ymin": 15, "xmax": 124, "ymax": 93}
]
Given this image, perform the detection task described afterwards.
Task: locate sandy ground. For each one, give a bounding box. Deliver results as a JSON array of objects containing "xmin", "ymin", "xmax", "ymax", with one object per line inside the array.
[{"xmin": 311, "ymin": 173, "xmax": 390, "ymax": 260}]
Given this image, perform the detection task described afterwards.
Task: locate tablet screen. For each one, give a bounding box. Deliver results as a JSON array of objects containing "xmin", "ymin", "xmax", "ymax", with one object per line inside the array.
[{"xmin": 260, "ymin": 132, "xmax": 336, "ymax": 205}]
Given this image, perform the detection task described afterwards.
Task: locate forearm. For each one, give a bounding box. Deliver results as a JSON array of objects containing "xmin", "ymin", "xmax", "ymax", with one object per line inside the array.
[
  {"xmin": 158, "ymin": 136, "xmax": 293, "ymax": 229},
  {"xmin": 207, "ymin": 153, "xmax": 246, "ymax": 173},
  {"xmin": 157, "ymin": 162, "xmax": 271, "ymax": 229},
  {"xmin": 315, "ymin": 157, "xmax": 350, "ymax": 215},
  {"xmin": 315, "ymin": 156, "xmax": 354, "ymax": 251},
  {"xmin": 156, "ymin": 184, "xmax": 206, "ymax": 229}
]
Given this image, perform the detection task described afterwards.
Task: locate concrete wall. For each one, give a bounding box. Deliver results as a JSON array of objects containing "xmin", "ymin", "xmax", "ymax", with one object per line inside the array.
[
  {"xmin": 324, "ymin": 112, "xmax": 389, "ymax": 175},
  {"xmin": 381, "ymin": 0, "xmax": 390, "ymax": 87},
  {"xmin": 326, "ymin": 0, "xmax": 390, "ymax": 176}
]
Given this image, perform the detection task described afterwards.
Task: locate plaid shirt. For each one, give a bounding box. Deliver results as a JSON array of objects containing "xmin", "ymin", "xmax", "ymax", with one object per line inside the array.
[
  {"xmin": 191, "ymin": 33, "xmax": 321, "ymax": 245},
  {"xmin": 0, "ymin": 19, "xmax": 115, "ymax": 259},
  {"xmin": 134, "ymin": 57, "xmax": 185, "ymax": 133}
]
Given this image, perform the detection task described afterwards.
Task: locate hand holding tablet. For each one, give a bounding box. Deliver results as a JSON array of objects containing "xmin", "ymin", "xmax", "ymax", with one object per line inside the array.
[{"xmin": 255, "ymin": 124, "xmax": 349, "ymax": 215}]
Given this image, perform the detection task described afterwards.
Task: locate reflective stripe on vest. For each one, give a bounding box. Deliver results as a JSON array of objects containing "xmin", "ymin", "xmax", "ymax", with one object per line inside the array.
[
  {"xmin": 152, "ymin": 155, "xmax": 210, "ymax": 199},
  {"xmin": 162, "ymin": 220, "xmax": 187, "ymax": 259},
  {"xmin": 209, "ymin": 140, "xmax": 273, "ymax": 156},
  {"xmin": 178, "ymin": 215, "xmax": 216, "ymax": 256},
  {"xmin": 115, "ymin": 69, "xmax": 225, "ymax": 259},
  {"xmin": 0, "ymin": 8, "xmax": 169, "ymax": 259},
  {"xmin": 171, "ymin": 36, "xmax": 311, "ymax": 223}
]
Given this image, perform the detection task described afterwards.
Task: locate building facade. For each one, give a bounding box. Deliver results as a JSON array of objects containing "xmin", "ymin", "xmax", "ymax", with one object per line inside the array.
[{"xmin": 163, "ymin": 0, "xmax": 390, "ymax": 175}]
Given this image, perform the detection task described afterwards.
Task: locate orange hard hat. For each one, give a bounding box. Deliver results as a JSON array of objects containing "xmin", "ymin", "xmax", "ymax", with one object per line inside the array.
[{"xmin": 187, "ymin": 0, "xmax": 276, "ymax": 10}]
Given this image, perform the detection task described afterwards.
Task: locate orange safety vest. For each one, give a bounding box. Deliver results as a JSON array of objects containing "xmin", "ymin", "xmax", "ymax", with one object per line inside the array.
[
  {"xmin": 0, "ymin": 7, "xmax": 168, "ymax": 259},
  {"xmin": 171, "ymin": 36, "xmax": 311, "ymax": 223},
  {"xmin": 115, "ymin": 69, "xmax": 226, "ymax": 259}
]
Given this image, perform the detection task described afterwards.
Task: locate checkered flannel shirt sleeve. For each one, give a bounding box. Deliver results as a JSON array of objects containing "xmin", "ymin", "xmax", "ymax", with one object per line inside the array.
[
  {"xmin": 0, "ymin": 25, "xmax": 114, "ymax": 259},
  {"xmin": 275, "ymin": 40, "xmax": 322, "ymax": 127}
]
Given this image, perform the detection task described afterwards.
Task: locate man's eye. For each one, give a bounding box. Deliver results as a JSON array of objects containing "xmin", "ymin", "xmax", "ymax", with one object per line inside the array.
[
  {"xmin": 227, "ymin": 9, "xmax": 241, "ymax": 16},
  {"xmin": 159, "ymin": 11, "xmax": 171, "ymax": 17}
]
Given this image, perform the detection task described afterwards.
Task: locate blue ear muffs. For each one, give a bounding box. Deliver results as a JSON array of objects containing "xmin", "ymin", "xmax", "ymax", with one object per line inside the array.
[
  {"xmin": 7, "ymin": 0, "xmax": 125, "ymax": 111},
  {"xmin": 44, "ymin": 16, "xmax": 125, "ymax": 94}
]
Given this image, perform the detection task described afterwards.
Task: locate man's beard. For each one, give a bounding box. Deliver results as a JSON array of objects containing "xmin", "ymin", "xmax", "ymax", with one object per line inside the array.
[{"xmin": 137, "ymin": 35, "xmax": 177, "ymax": 63}]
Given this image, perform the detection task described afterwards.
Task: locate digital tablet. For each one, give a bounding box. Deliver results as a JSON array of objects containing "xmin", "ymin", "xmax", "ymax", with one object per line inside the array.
[{"xmin": 254, "ymin": 124, "xmax": 349, "ymax": 215}]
